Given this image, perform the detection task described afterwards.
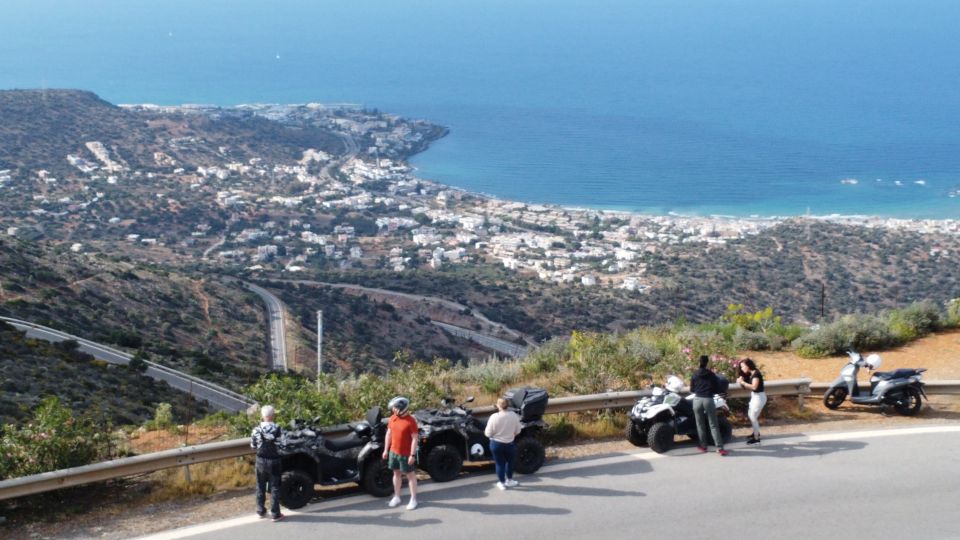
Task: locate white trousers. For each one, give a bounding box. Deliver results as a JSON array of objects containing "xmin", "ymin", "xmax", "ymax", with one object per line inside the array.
[{"xmin": 748, "ymin": 391, "xmax": 767, "ymax": 435}]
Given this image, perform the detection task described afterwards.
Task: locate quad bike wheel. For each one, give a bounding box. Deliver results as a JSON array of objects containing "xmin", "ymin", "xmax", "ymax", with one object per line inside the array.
[
  {"xmin": 279, "ymin": 469, "xmax": 315, "ymax": 509},
  {"xmin": 425, "ymin": 444, "xmax": 463, "ymax": 482},
  {"xmin": 514, "ymin": 436, "xmax": 546, "ymax": 474}
]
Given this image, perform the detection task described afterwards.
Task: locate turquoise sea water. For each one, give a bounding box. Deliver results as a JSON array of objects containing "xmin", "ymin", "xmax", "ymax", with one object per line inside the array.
[{"xmin": 3, "ymin": 0, "xmax": 960, "ymax": 217}]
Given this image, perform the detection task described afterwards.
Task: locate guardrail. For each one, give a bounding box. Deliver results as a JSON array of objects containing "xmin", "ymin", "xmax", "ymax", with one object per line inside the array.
[
  {"xmin": 809, "ymin": 380, "xmax": 960, "ymax": 395},
  {"xmin": 0, "ymin": 380, "xmax": 809, "ymax": 501},
  {"xmin": 3, "ymin": 377, "xmax": 958, "ymax": 502},
  {"xmin": 0, "ymin": 316, "xmax": 254, "ymax": 411}
]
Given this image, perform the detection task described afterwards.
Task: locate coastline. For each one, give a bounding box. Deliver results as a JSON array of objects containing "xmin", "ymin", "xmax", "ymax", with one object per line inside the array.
[
  {"xmin": 407, "ymin": 122, "xmax": 960, "ymax": 223},
  {"xmin": 404, "ymin": 165, "xmax": 960, "ymax": 233}
]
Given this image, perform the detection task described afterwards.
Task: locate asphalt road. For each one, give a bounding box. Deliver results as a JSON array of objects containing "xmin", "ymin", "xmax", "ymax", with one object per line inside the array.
[
  {"xmin": 2, "ymin": 317, "xmax": 252, "ymax": 412},
  {"xmin": 243, "ymin": 282, "xmax": 288, "ymax": 372},
  {"xmin": 139, "ymin": 426, "xmax": 960, "ymax": 540},
  {"xmin": 432, "ymin": 321, "xmax": 528, "ymax": 357}
]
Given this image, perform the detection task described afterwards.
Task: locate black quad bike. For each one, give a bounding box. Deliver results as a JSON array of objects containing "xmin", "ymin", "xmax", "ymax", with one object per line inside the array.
[
  {"xmin": 277, "ymin": 406, "xmax": 393, "ymax": 509},
  {"xmin": 414, "ymin": 387, "xmax": 549, "ymax": 482},
  {"xmin": 625, "ymin": 377, "xmax": 733, "ymax": 453}
]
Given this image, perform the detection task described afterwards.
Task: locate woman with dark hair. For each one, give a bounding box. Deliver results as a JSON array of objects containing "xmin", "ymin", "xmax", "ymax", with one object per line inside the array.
[{"xmin": 737, "ymin": 359, "xmax": 766, "ymax": 445}]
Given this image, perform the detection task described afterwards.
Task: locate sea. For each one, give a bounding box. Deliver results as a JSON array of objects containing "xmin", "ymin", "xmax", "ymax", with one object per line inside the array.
[{"xmin": 3, "ymin": 0, "xmax": 960, "ymax": 218}]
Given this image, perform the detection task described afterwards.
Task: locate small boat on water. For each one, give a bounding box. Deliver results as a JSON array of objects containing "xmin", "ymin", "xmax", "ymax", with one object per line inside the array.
[
  {"xmin": 840, "ymin": 178, "xmax": 859, "ymax": 185},
  {"xmin": 914, "ymin": 180, "xmax": 927, "ymax": 186}
]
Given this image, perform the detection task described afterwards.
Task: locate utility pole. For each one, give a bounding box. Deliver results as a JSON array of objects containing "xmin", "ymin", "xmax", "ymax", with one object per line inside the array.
[{"xmin": 316, "ymin": 309, "xmax": 323, "ymax": 389}]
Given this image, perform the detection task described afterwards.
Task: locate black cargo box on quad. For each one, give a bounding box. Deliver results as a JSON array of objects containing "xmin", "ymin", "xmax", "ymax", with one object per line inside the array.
[{"xmin": 504, "ymin": 386, "xmax": 549, "ymax": 422}]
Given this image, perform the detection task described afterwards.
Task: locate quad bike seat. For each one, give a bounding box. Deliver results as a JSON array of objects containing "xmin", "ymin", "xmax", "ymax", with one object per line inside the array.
[
  {"xmin": 873, "ymin": 368, "xmax": 925, "ymax": 380},
  {"xmin": 322, "ymin": 431, "xmax": 365, "ymax": 452}
]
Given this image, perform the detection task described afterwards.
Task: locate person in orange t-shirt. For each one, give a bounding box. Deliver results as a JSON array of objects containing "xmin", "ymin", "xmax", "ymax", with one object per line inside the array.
[{"xmin": 382, "ymin": 396, "xmax": 419, "ymax": 510}]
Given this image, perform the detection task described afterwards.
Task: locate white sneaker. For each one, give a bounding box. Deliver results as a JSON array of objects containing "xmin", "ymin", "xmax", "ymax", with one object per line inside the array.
[
  {"xmin": 388, "ymin": 496, "xmax": 401, "ymax": 508},
  {"xmin": 406, "ymin": 498, "xmax": 418, "ymax": 510},
  {"xmin": 505, "ymin": 479, "xmax": 519, "ymax": 487},
  {"xmin": 496, "ymin": 481, "xmax": 506, "ymax": 490}
]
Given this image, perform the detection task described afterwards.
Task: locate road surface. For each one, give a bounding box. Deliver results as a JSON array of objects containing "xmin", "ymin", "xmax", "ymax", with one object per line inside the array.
[
  {"xmin": 243, "ymin": 282, "xmax": 288, "ymax": 372},
  {"xmin": 138, "ymin": 425, "xmax": 960, "ymax": 539},
  {"xmin": 2, "ymin": 317, "xmax": 253, "ymax": 412},
  {"xmin": 432, "ymin": 321, "xmax": 528, "ymax": 357}
]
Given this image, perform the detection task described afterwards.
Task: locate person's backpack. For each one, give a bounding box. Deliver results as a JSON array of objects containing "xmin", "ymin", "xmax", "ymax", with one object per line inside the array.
[{"xmin": 256, "ymin": 423, "xmax": 281, "ymax": 458}]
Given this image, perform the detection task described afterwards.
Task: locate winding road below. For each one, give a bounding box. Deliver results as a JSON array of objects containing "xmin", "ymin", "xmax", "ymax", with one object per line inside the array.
[
  {"xmin": 263, "ymin": 278, "xmax": 533, "ymax": 349},
  {"xmin": 1, "ymin": 316, "xmax": 253, "ymax": 412},
  {"xmin": 243, "ymin": 282, "xmax": 288, "ymax": 372}
]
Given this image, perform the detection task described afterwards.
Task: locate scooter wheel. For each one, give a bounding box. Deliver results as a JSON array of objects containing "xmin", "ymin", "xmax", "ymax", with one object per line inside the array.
[
  {"xmin": 823, "ymin": 387, "xmax": 847, "ymax": 410},
  {"xmin": 893, "ymin": 387, "xmax": 923, "ymax": 416}
]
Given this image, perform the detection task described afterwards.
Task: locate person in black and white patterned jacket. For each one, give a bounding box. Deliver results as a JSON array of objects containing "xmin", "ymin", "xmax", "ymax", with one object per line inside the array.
[{"xmin": 251, "ymin": 405, "xmax": 284, "ymax": 521}]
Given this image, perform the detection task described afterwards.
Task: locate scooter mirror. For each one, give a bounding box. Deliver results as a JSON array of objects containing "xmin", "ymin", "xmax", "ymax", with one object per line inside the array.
[{"xmin": 465, "ymin": 396, "xmax": 475, "ymax": 403}]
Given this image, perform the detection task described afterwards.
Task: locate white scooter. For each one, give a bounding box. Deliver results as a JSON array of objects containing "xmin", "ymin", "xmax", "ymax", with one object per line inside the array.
[{"xmin": 823, "ymin": 351, "xmax": 926, "ymax": 416}]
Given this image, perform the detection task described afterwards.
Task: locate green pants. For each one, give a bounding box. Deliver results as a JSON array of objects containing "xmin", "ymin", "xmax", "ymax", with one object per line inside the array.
[{"xmin": 692, "ymin": 397, "xmax": 723, "ymax": 450}]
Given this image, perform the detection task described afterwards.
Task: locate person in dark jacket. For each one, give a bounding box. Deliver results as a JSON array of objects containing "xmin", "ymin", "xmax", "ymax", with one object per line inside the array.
[
  {"xmin": 690, "ymin": 356, "xmax": 727, "ymax": 456},
  {"xmin": 251, "ymin": 405, "xmax": 285, "ymax": 521}
]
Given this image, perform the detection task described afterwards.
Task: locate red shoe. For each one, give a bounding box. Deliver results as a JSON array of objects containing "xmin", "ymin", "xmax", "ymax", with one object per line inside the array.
[
  {"xmin": 718, "ymin": 449, "xmax": 729, "ymax": 456},
  {"xmin": 697, "ymin": 446, "xmax": 707, "ymax": 453}
]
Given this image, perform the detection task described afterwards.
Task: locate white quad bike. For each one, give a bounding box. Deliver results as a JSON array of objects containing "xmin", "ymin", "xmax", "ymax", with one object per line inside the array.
[{"xmin": 625, "ymin": 375, "xmax": 732, "ymax": 453}]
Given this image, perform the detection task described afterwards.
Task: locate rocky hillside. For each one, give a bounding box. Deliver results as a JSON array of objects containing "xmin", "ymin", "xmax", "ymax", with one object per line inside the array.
[
  {"xmin": 0, "ymin": 89, "xmax": 342, "ymax": 177},
  {"xmin": 0, "ymin": 237, "xmax": 268, "ymax": 389},
  {"xmin": 0, "ymin": 321, "xmax": 208, "ymax": 426}
]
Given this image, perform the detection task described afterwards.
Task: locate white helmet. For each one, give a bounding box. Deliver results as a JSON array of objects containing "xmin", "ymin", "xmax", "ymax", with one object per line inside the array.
[
  {"xmin": 865, "ymin": 354, "xmax": 882, "ymax": 370},
  {"xmin": 388, "ymin": 396, "xmax": 410, "ymax": 414},
  {"xmin": 665, "ymin": 375, "xmax": 684, "ymax": 393}
]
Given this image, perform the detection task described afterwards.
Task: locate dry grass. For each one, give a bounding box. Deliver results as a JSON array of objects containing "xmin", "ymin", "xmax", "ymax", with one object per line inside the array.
[{"xmin": 148, "ymin": 458, "xmax": 254, "ymax": 502}]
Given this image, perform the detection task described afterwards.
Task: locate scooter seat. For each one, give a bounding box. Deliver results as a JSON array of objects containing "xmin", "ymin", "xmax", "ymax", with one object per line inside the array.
[
  {"xmin": 873, "ymin": 368, "xmax": 924, "ymax": 380},
  {"xmin": 322, "ymin": 432, "xmax": 365, "ymax": 452}
]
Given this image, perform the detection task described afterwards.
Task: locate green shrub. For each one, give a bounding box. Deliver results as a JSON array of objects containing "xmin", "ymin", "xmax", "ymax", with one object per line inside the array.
[
  {"xmin": 0, "ymin": 397, "xmax": 109, "ymax": 480},
  {"xmin": 456, "ymin": 358, "xmax": 522, "ymax": 395},
  {"xmin": 793, "ymin": 314, "xmax": 899, "ymax": 358},
  {"xmin": 733, "ymin": 328, "xmax": 770, "ymax": 351},
  {"xmin": 520, "ymin": 338, "xmax": 566, "ymax": 377},
  {"xmin": 947, "ymin": 298, "xmax": 960, "ymax": 327},
  {"xmin": 887, "ymin": 301, "xmax": 941, "ymax": 341}
]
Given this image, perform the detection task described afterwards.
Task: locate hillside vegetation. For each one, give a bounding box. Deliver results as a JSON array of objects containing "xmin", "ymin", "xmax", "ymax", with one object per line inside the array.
[
  {"xmin": 0, "ymin": 89, "xmax": 342, "ymax": 177},
  {"xmin": 0, "ymin": 237, "xmax": 268, "ymax": 389},
  {"xmin": 298, "ymin": 220, "xmax": 960, "ymax": 343},
  {"xmin": 0, "ymin": 322, "xmax": 207, "ymax": 426},
  {"xmin": 239, "ymin": 300, "xmax": 960, "ymax": 433}
]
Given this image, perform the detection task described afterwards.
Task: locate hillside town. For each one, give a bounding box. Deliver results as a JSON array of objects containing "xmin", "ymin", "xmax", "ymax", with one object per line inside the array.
[{"xmin": 4, "ymin": 102, "xmax": 960, "ymax": 294}]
